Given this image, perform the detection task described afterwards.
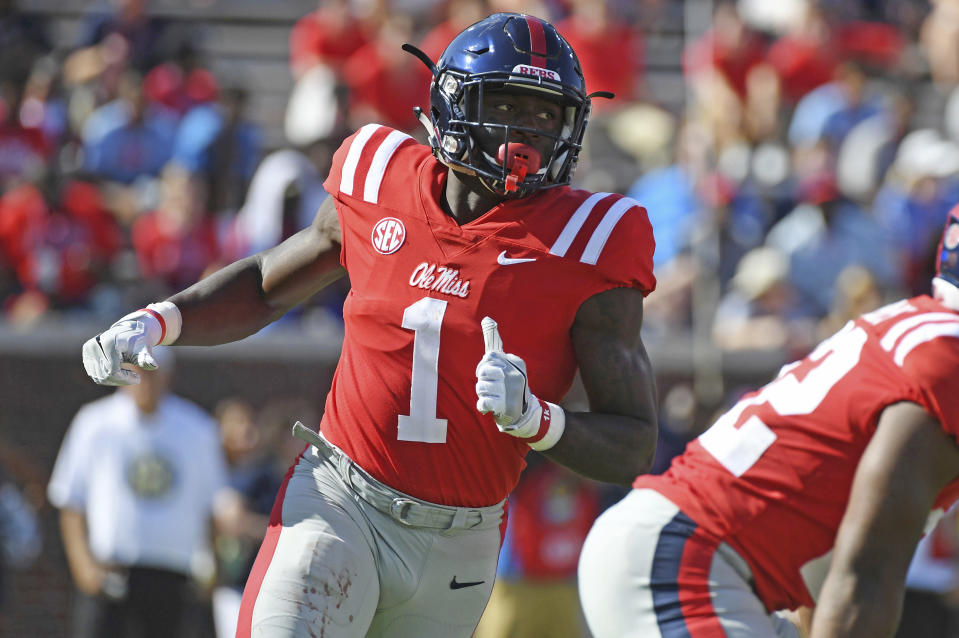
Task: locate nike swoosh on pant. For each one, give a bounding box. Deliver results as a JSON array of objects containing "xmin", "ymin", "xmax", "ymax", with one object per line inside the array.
[{"xmin": 450, "ymin": 577, "xmax": 486, "ymax": 590}]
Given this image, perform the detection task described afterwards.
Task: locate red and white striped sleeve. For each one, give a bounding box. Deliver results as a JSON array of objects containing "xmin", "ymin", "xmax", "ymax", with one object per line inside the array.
[
  {"xmin": 547, "ymin": 191, "xmax": 656, "ymax": 294},
  {"xmin": 323, "ymin": 123, "xmax": 415, "ymax": 206}
]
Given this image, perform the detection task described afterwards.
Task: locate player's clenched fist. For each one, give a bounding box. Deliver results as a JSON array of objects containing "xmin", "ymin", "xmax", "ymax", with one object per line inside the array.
[
  {"xmin": 475, "ymin": 316, "xmax": 566, "ymax": 451},
  {"xmin": 82, "ymin": 302, "xmax": 181, "ymax": 386}
]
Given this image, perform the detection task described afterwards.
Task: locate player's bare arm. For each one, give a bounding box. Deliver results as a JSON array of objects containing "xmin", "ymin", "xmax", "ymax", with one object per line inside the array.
[
  {"xmin": 811, "ymin": 401, "xmax": 959, "ymax": 638},
  {"xmin": 82, "ymin": 196, "xmax": 345, "ymax": 385},
  {"xmin": 544, "ymin": 286, "xmax": 658, "ymax": 485},
  {"xmin": 170, "ymin": 196, "xmax": 346, "ymax": 346}
]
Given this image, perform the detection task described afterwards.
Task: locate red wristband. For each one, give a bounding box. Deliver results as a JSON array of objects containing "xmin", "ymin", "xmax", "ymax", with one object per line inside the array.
[
  {"xmin": 140, "ymin": 307, "xmax": 166, "ymax": 345},
  {"xmin": 525, "ymin": 399, "xmax": 552, "ymax": 446}
]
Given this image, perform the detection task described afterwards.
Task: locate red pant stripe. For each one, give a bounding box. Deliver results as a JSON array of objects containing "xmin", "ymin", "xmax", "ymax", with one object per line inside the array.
[
  {"xmin": 677, "ymin": 526, "xmax": 727, "ymax": 638},
  {"xmin": 234, "ymin": 451, "xmax": 302, "ymax": 637}
]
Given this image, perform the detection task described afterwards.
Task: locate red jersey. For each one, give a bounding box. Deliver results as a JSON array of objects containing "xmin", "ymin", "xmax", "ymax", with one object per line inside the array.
[
  {"xmin": 320, "ymin": 124, "xmax": 656, "ymax": 507},
  {"xmin": 637, "ymin": 295, "xmax": 959, "ymax": 611}
]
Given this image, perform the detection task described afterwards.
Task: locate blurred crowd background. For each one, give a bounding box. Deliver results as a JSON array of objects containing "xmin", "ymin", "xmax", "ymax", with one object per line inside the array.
[
  {"xmin": 2, "ymin": 0, "xmax": 955, "ymax": 346},
  {"xmin": 5, "ymin": 0, "xmax": 959, "ymax": 635}
]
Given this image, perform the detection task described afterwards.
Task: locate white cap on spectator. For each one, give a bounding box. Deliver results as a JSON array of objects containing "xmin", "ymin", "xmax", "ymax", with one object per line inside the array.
[
  {"xmin": 893, "ymin": 129, "xmax": 959, "ymax": 184},
  {"xmin": 737, "ymin": 0, "xmax": 808, "ymax": 34},
  {"xmin": 731, "ymin": 246, "xmax": 789, "ymax": 301},
  {"xmin": 285, "ymin": 64, "xmax": 338, "ymax": 148},
  {"xmin": 837, "ymin": 115, "xmax": 891, "ymax": 201}
]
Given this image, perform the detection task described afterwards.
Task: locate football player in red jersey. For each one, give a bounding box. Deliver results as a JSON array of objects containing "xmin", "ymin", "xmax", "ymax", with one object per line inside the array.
[
  {"xmin": 578, "ymin": 205, "xmax": 959, "ymax": 638},
  {"xmin": 81, "ymin": 13, "xmax": 659, "ymax": 638}
]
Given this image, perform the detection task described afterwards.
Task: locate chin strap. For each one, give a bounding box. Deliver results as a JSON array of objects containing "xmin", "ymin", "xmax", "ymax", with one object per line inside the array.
[{"xmin": 413, "ymin": 106, "xmax": 437, "ymax": 148}]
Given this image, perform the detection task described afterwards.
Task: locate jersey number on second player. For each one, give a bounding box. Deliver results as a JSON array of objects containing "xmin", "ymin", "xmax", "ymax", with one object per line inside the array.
[{"xmin": 700, "ymin": 323, "xmax": 868, "ymax": 476}]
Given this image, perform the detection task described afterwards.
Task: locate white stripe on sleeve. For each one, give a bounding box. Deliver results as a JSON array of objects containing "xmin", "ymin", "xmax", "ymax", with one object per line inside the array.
[
  {"xmin": 893, "ymin": 320, "xmax": 959, "ymax": 366},
  {"xmin": 580, "ymin": 197, "xmax": 639, "ymax": 265},
  {"xmin": 364, "ymin": 130, "xmax": 413, "ymax": 203},
  {"xmin": 549, "ymin": 192, "xmax": 611, "ymax": 257},
  {"xmin": 340, "ymin": 124, "xmax": 381, "ymax": 197},
  {"xmin": 880, "ymin": 313, "xmax": 959, "ymax": 352}
]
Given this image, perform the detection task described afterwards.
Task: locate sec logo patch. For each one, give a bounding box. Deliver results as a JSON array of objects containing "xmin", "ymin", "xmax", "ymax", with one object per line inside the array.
[{"xmin": 371, "ymin": 217, "xmax": 406, "ymax": 254}]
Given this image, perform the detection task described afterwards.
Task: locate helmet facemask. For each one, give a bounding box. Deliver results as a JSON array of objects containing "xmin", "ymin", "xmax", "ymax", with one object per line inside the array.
[{"xmin": 436, "ymin": 72, "xmax": 589, "ymax": 197}]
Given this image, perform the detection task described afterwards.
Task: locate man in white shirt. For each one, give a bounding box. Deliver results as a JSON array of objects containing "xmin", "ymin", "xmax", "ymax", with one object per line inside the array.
[{"xmin": 48, "ymin": 347, "xmax": 232, "ymax": 638}]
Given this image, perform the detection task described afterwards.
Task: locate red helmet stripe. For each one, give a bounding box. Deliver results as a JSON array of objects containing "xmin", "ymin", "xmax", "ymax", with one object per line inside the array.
[{"xmin": 525, "ymin": 16, "xmax": 547, "ymax": 67}]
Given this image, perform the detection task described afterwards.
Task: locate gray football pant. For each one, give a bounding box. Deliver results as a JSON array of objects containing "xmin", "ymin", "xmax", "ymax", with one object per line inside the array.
[{"xmin": 245, "ymin": 440, "xmax": 504, "ymax": 637}]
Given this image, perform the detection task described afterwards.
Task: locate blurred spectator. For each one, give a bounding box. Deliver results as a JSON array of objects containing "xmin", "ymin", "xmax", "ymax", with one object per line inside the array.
[
  {"xmin": 0, "ymin": 183, "xmax": 51, "ymax": 321},
  {"xmin": 233, "ymin": 147, "xmax": 329, "ymax": 257},
  {"xmin": 767, "ymin": 171, "xmax": 902, "ymax": 316},
  {"xmin": 816, "ymin": 264, "xmax": 884, "ymax": 339},
  {"xmin": 556, "ymin": 0, "xmax": 644, "ymax": 108},
  {"xmin": 0, "ymin": 437, "xmax": 45, "ymax": 630},
  {"xmin": 921, "ymin": 0, "xmax": 959, "ymax": 89},
  {"xmin": 872, "ymin": 128, "xmax": 959, "ymax": 294},
  {"xmin": 683, "ymin": 1, "xmax": 766, "ymax": 102},
  {"xmin": 171, "ymin": 85, "xmax": 261, "ymax": 215},
  {"xmin": 143, "ymin": 42, "xmax": 218, "ymax": 117},
  {"xmin": 210, "ymin": 398, "xmax": 278, "ymax": 638},
  {"xmin": 835, "ymin": 91, "xmax": 914, "ymax": 204},
  {"xmin": 206, "ymin": 87, "xmax": 262, "ymax": 216},
  {"xmin": 712, "ymin": 245, "xmax": 814, "ymax": 352},
  {"xmin": 342, "ymin": 14, "xmax": 431, "ymax": 132},
  {"xmin": 289, "ymin": 0, "xmax": 373, "ymax": 79},
  {"xmin": 283, "ymin": 62, "xmax": 347, "ymax": 152},
  {"xmin": 711, "ymin": 174, "xmax": 775, "ymax": 283},
  {"xmin": 0, "ymin": 0, "xmax": 952, "ymax": 353},
  {"xmin": 17, "ymin": 56, "xmax": 69, "ymax": 158},
  {"xmin": 787, "ymin": 62, "xmax": 885, "ymax": 151},
  {"xmin": 487, "ymin": 0, "xmax": 551, "ymax": 15},
  {"xmin": 819, "ymin": 66, "xmax": 885, "ymax": 152},
  {"xmin": 254, "ymin": 395, "xmax": 320, "ymax": 475},
  {"xmin": 47, "ymin": 348, "xmax": 231, "ymax": 638},
  {"xmin": 82, "ymin": 69, "xmax": 175, "ymax": 185},
  {"xmin": 473, "ymin": 455, "xmax": 599, "ymax": 638},
  {"xmin": 835, "ymin": 19, "xmax": 905, "ymax": 70},
  {"xmin": 418, "ymin": 0, "xmax": 490, "ymax": 61},
  {"xmin": 626, "ymin": 119, "xmax": 711, "ymax": 270},
  {"xmin": 75, "ymin": 0, "xmax": 178, "ymax": 73},
  {"xmin": 236, "ymin": 64, "xmax": 346, "ymax": 258},
  {"xmin": 38, "ymin": 179, "xmax": 124, "ymax": 310},
  {"xmin": 131, "ymin": 163, "xmax": 224, "ymax": 294},
  {"xmin": 0, "ymin": 75, "xmax": 51, "ymax": 190},
  {"xmin": 765, "ymin": 3, "xmax": 839, "ymax": 105}
]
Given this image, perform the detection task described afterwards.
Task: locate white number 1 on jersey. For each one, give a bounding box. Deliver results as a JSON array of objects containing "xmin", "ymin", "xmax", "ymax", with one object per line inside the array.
[{"xmin": 398, "ymin": 297, "xmax": 449, "ymax": 443}]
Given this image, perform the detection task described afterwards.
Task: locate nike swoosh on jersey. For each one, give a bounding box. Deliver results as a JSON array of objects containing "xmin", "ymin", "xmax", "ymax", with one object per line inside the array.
[
  {"xmin": 497, "ymin": 251, "xmax": 537, "ymax": 265},
  {"xmin": 449, "ymin": 576, "xmax": 486, "ymax": 590}
]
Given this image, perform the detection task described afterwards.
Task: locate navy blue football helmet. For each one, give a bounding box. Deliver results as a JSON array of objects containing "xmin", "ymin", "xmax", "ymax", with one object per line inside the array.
[
  {"xmin": 937, "ymin": 205, "xmax": 959, "ymax": 288},
  {"xmin": 932, "ymin": 204, "xmax": 959, "ymax": 310},
  {"xmin": 404, "ymin": 13, "xmax": 602, "ymax": 197}
]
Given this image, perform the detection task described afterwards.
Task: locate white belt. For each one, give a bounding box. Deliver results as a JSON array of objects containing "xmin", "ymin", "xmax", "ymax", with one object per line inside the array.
[{"xmin": 292, "ymin": 422, "xmax": 504, "ymax": 533}]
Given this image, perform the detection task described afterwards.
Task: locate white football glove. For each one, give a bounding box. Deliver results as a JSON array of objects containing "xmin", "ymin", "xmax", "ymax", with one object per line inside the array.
[
  {"xmin": 475, "ymin": 317, "xmax": 543, "ymax": 438},
  {"xmin": 81, "ymin": 303, "xmax": 181, "ymax": 386}
]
